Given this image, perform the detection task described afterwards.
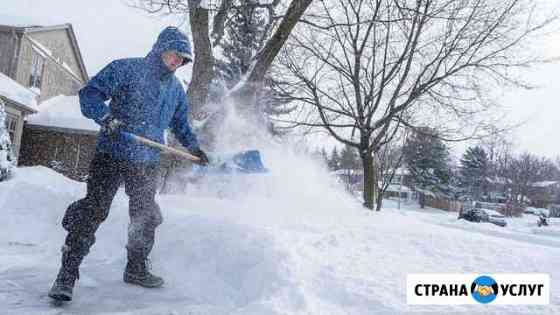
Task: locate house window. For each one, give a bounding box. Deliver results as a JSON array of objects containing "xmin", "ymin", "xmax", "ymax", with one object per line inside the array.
[
  {"xmin": 5, "ymin": 113, "xmax": 18, "ymax": 143},
  {"xmin": 29, "ymin": 51, "xmax": 45, "ymax": 89}
]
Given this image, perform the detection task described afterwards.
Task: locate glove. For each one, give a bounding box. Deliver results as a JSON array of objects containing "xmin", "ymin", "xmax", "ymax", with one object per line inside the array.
[
  {"xmin": 192, "ymin": 148, "xmax": 209, "ymax": 166},
  {"xmin": 100, "ymin": 114, "xmax": 124, "ymax": 138}
]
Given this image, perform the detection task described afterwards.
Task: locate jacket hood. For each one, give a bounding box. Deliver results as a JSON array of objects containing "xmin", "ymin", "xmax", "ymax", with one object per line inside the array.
[
  {"xmin": 146, "ymin": 27, "xmax": 193, "ymax": 76},
  {"xmin": 152, "ymin": 26, "xmax": 193, "ymax": 61}
]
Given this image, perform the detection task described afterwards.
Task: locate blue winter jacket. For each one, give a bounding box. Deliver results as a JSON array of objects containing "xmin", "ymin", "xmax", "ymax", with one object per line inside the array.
[{"xmin": 79, "ymin": 27, "xmax": 199, "ymax": 163}]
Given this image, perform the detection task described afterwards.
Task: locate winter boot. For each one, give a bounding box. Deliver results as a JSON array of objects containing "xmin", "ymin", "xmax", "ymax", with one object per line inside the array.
[
  {"xmin": 123, "ymin": 251, "xmax": 164, "ymax": 288},
  {"xmin": 48, "ymin": 245, "xmax": 81, "ymax": 301}
]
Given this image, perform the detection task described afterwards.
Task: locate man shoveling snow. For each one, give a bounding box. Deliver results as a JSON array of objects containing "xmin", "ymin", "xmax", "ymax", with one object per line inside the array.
[{"xmin": 49, "ymin": 26, "xmax": 209, "ymax": 302}]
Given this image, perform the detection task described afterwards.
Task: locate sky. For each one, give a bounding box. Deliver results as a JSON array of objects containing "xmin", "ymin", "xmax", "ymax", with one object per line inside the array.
[{"xmin": 2, "ymin": 0, "xmax": 560, "ymax": 158}]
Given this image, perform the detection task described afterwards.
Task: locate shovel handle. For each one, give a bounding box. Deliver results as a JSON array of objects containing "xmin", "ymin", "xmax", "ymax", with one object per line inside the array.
[{"xmin": 122, "ymin": 132, "xmax": 200, "ymax": 162}]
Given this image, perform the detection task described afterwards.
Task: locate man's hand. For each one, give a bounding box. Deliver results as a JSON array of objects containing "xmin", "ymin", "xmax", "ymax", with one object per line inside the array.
[
  {"xmin": 192, "ymin": 148, "xmax": 209, "ymax": 166},
  {"xmin": 101, "ymin": 114, "xmax": 124, "ymax": 138}
]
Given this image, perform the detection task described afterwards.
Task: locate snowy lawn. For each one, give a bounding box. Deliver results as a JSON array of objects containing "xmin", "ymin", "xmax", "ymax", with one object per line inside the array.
[{"xmin": 1, "ymin": 166, "xmax": 559, "ymax": 314}]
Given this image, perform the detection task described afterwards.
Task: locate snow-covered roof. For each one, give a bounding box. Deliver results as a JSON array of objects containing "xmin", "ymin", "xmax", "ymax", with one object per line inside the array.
[
  {"xmin": 385, "ymin": 184, "xmax": 412, "ymax": 193},
  {"xmin": 0, "ymin": 72, "xmax": 38, "ymax": 113},
  {"xmin": 26, "ymin": 95, "xmax": 99, "ymax": 132},
  {"xmin": 391, "ymin": 167, "xmax": 409, "ymax": 176},
  {"xmin": 414, "ymin": 188, "xmax": 437, "ymax": 198},
  {"xmin": 486, "ymin": 176, "xmax": 512, "ymax": 185},
  {"xmin": 531, "ymin": 181, "xmax": 558, "ymax": 188}
]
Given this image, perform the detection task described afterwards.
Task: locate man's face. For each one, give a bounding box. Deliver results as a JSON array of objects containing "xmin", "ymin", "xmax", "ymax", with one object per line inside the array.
[{"xmin": 162, "ymin": 51, "xmax": 187, "ymax": 72}]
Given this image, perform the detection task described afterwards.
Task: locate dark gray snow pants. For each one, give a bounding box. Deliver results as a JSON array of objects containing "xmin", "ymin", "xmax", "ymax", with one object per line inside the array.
[{"xmin": 61, "ymin": 152, "xmax": 162, "ymax": 261}]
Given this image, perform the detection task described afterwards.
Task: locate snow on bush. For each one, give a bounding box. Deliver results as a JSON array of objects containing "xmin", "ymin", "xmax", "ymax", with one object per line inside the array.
[{"xmin": 0, "ymin": 98, "xmax": 15, "ymax": 181}]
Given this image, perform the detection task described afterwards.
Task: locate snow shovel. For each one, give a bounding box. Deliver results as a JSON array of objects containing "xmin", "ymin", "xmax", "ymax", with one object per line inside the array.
[
  {"xmin": 121, "ymin": 131, "xmax": 267, "ymax": 173},
  {"xmin": 122, "ymin": 131, "xmax": 201, "ymax": 162}
]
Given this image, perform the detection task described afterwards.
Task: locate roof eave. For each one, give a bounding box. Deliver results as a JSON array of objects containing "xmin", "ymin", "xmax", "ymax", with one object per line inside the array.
[
  {"xmin": 25, "ymin": 123, "xmax": 99, "ymax": 136},
  {"xmin": 0, "ymin": 95, "xmax": 37, "ymax": 114},
  {"xmin": 0, "ymin": 23, "xmax": 71, "ymax": 33},
  {"xmin": 65, "ymin": 24, "xmax": 89, "ymax": 81}
]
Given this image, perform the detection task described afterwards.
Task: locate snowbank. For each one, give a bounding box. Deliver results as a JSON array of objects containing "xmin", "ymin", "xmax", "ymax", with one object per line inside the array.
[
  {"xmin": 2, "ymin": 166, "xmax": 560, "ymax": 314},
  {"xmin": 27, "ymin": 95, "xmax": 99, "ymax": 132},
  {"xmin": 0, "ymin": 72, "xmax": 38, "ymax": 112},
  {"xmin": 1, "ymin": 106, "xmax": 560, "ymax": 314}
]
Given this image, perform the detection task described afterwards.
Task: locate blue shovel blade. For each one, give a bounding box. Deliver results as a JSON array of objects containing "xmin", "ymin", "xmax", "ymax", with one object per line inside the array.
[{"xmin": 193, "ymin": 150, "xmax": 268, "ymax": 175}]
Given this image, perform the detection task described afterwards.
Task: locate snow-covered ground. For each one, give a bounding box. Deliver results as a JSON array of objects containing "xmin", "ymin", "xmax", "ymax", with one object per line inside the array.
[
  {"xmin": 1, "ymin": 103, "xmax": 558, "ymax": 314},
  {"xmin": 1, "ymin": 159, "xmax": 559, "ymax": 314}
]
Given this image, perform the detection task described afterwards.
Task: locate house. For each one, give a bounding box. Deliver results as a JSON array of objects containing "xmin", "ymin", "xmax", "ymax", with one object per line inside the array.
[
  {"xmin": 0, "ymin": 72, "xmax": 37, "ymax": 159},
  {"xmin": 383, "ymin": 168, "xmax": 414, "ymax": 200},
  {"xmin": 331, "ymin": 167, "xmax": 415, "ymax": 201},
  {"xmin": 331, "ymin": 168, "xmax": 363, "ymax": 184},
  {"xmin": 486, "ymin": 176, "xmax": 511, "ymax": 203},
  {"xmin": 529, "ymin": 181, "xmax": 560, "ymax": 209},
  {"xmin": 384, "ymin": 183, "xmax": 414, "ymax": 200},
  {"xmin": 18, "ymin": 94, "xmax": 177, "ymax": 182},
  {"xmin": 19, "ymin": 95, "xmax": 98, "ymax": 181},
  {"xmin": 0, "ymin": 17, "xmax": 89, "ymax": 161}
]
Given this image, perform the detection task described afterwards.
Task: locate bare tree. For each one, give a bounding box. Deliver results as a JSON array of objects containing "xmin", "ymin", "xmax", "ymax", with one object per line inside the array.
[
  {"xmin": 479, "ymin": 128, "xmax": 514, "ymax": 178},
  {"xmin": 274, "ymin": 0, "xmax": 554, "ymax": 209},
  {"xmin": 132, "ymin": 0, "xmax": 312, "ymax": 116},
  {"xmin": 131, "ymin": 0, "xmax": 313, "ymax": 192},
  {"xmin": 504, "ymin": 153, "xmax": 559, "ymax": 207},
  {"xmin": 373, "ymin": 132, "xmax": 406, "ymax": 211}
]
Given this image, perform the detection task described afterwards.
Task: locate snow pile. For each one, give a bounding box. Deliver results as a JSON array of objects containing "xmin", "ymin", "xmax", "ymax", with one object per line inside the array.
[
  {"xmin": 27, "ymin": 95, "xmax": 99, "ymax": 132},
  {"xmin": 1, "ymin": 108, "xmax": 560, "ymax": 314},
  {"xmin": 1, "ymin": 166, "xmax": 560, "ymax": 314},
  {"xmin": 0, "ymin": 72, "xmax": 38, "ymax": 112}
]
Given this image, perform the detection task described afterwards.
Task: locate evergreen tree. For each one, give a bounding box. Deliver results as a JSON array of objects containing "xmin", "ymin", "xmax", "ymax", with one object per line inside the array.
[
  {"xmin": 328, "ymin": 147, "xmax": 341, "ymax": 170},
  {"xmin": 320, "ymin": 147, "xmax": 329, "ymax": 166},
  {"xmin": 215, "ymin": 1, "xmax": 267, "ymax": 87},
  {"xmin": 339, "ymin": 144, "xmax": 359, "ymax": 170},
  {"xmin": 0, "ymin": 99, "xmax": 15, "ymax": 181},
  {"xmin": 460, "ymin": 146, "xmax": 489, "ymax": 200},
  {"xmin": 403, "ymin": 128, "xmax": 450, "ymax": 208},
  {"xmin": 214, "ymin": 0, "xmax": 292, "ymax": 134}
]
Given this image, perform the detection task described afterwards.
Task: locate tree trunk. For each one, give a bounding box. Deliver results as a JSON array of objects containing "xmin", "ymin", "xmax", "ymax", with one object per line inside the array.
[
  {"xmin": 375, "ymin": 190, "xmax": 383, "ymax": 211},
  {"xmin": 361, "ymin": 153, "xmax": 375, "ymax": 210},
  {"xmin": 188, "ymin": 0, "xmax": 214, "ymax": 115},
  {"xmin": 200, "ymin": 0, "xmax": 314, "ymax": 148},
  {"xmin": 244, "ymin": 0, "xmax": 313, "ymax": 88},
  {"xmin": 419, "ymin": 193, "xmax": 426, "ymax": 209}
]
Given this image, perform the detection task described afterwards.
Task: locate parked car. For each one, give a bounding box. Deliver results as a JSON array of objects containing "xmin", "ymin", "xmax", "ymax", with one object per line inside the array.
[
  {"xmin": 458, "ymin": 208, "xmax": 507, "ymax": 227},
  {"xmin": 525, "ymin": 207, "xmax": 550, "ymax": 217}
]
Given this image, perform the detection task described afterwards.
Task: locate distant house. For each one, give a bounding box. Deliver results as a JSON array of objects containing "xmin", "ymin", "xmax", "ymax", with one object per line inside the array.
[
  {"xmin": 380, "ymin": 168, "xmax": 414, "ymax": 200},
  {"xmin": 331, "ymin": 168, "xmax": 363, "ymax": 184},
  {"xmin": 0, "ymin": 17, "xmax": 90, "ymax": 176},
  {"xmin": 331, "ymin": 167, "xmax": 415, "ymax": 200},
  {"xmin": 529, "ymin": 181, "xmax": 560, "ymax": 208}
]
